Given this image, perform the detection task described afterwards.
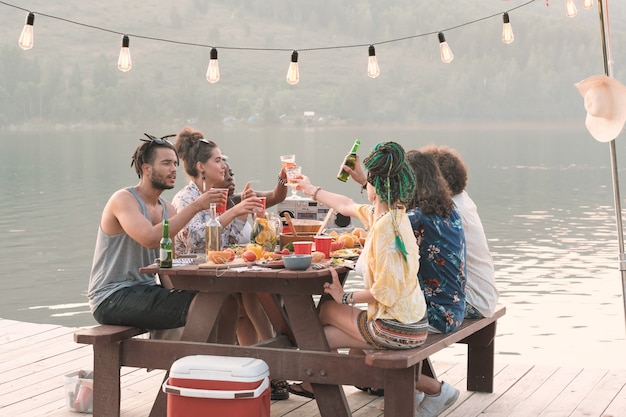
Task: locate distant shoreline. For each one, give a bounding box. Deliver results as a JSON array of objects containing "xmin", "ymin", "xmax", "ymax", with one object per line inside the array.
[{"xmin": 0, "ymin": 120, "xmax": 584, "ymax": 133}]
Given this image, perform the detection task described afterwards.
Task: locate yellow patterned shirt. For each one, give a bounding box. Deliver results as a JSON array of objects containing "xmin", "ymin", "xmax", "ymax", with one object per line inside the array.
[{"xmin": 353, "ymin": 204, "xmax": 426, "ymax": 324}]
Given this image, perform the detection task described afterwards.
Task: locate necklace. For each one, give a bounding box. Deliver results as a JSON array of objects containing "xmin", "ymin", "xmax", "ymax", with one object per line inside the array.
[{"xmin": 374, "ymin": 210, "xmax": 389, "ymax": 223}]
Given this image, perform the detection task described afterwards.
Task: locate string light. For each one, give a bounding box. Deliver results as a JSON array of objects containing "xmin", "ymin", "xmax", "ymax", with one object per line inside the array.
[
  {"xmin": 286, "ymin": 50, "xmax": 299, "ymax": 85},
  {"xmin": 206, "ymin": 47, "xmax": 220, "ymax": 83},
  {"xmin": 582, "ymin": 0, "xmax": 593, "ymax": 9},
  {"xmin": 502, "ymin": 12, "xmax": 514, "ymax": 44},
  {"xmin": 0, "ymin": 0, "xmax": 538, "ymax": 79},
  {"xmin": 438, "ymin": 32, "xmax": 454, "ymax": 63},
  {"xmin": 18, "ymin": 12, "xmax": 34, "ymax": 50},
  {"xmin": 117, "ymin": 35, "xmax": 132, "ymax": 72},
  {"xmin": 565, "ymin": 0, "xmax": 577, "ymax": 17},
  {"xmin": 367, "ymin": 45, "xmax": 380, "ymax": 79}
]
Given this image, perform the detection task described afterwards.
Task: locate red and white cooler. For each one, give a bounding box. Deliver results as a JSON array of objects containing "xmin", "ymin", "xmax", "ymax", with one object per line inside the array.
[{"xmin": 163, "ymin": 355, "xmax": 270, "ymax": 417}]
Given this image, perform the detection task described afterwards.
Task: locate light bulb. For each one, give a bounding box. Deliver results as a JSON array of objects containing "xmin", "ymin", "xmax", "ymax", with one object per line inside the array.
[
  {"xmin": 566, "ymin": 0, "xmax": 577, "ymax": 17},
  {"xmin": 438, "ymin": 32, "xmax": 454, "ymax": 63},
  {"xmin": 206, "ymin": 47, "xmax": 220, "ymax": 83},
  {"xmin": 286, "ymin": 50, "xmax": 299, "ymax": 85},
  {"xmin": 18, "ymin": 12, "xmax": 35, "ymax": 50},
  {"xmin": 367, "ymin": 45, "xmax": 380, "ymax": 78},
  {"xmin": 117, "ymin": 35, "xmax": 132, "ymax": 72},
  {"xmin": 502, "ymin": 12, "xmax": 514, "ymax": 44},
  {"xmin": 582, "ymin": 0, "xmax": 593, "ymax": 9}
]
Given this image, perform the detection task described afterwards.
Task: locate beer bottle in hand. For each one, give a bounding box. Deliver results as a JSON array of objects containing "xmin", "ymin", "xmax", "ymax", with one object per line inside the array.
[
  {"xmin": 160, "ymin": 219, "xmax": 173, "ymax": 268},
  {"xmin": 337, "ymin": 139, "xmax": 361, "ymax": 182}
]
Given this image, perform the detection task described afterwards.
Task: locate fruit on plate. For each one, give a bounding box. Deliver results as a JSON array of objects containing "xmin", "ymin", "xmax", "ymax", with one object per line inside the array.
[
  {"xmin": 330, "ymin": 240, "xmax": 345, "ymax": 252},
  {"xmin": 242, "ymin": 250, "xmax": 257, "ymax": 262},
  {"xmin": 245, "ymin": 243, "xmax": 264, "ymax": 259},
  {"xmin": 223, "ymin": 247, "xmax": 236, "ymax": 261},
  {"xmin": 207, "ymin": 250, "xmax": 233, "ymax": 264},
  {"xmin": 337, "ymin": 234, "xmax": 355, "ymax": 249}
]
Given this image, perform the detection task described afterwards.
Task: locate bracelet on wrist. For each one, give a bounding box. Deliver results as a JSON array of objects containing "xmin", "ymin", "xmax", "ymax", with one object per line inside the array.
[
  {"xmin": 341, "ymin": 292, "xmax": 350, "ymax": 305},
  {"xmin": 277, "ymin": 176, "xmax": 287, "ymax": 186},
  {"xmin": 312, "ymin": 186, "xmax": 322, "ymax": 201}
]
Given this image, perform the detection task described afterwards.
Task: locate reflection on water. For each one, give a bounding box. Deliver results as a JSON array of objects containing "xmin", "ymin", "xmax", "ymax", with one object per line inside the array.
[{"xmin": 1, "ymin": 127, "xmax": 625, "ymax": 368}]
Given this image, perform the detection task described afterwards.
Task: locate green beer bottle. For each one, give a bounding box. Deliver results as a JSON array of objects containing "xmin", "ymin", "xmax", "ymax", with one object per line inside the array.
[
  {"xmin": 337, "ymin": 139, "xmax": 361, "ymax": 182},
  {"xmin": 160, "ymin": 219, "xmax": 173, "ymax": 268}
]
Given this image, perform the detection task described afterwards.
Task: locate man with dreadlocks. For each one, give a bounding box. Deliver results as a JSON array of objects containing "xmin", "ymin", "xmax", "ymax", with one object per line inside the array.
[
  {"xmin": 288, "ymin": 142, "xmax": 455, "ymax": 415},
  {"xmin": 87, "ymin": 134, "xmax": 230, "ymax": 331}
]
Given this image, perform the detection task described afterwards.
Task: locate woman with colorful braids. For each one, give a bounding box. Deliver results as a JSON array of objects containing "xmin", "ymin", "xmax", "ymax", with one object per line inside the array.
[{"xmin": 306, "ymin": 142, "xmax": 459, "ymax": 417}]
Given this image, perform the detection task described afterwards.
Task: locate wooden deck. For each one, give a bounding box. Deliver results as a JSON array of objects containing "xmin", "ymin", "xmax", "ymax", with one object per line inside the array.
[{"xmin": 1, "ymin": 318, "xmax": 624, "ymax": 417}]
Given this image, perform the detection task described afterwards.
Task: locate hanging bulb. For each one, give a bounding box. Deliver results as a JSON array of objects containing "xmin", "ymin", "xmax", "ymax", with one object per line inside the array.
[
  {"xmin": 206, "ymin": 47, "xmax": 220, "ymax": 83},
  {"xmin": 438, "ymin": 32, "xmax": 454, "ymax": 63},
  {"xmin": 582, "ymin": 0, "xmax": 593, "ymax": 9},
  {"xmin": 502, "ymin": 12, "xmax": 514, "ymax": 44},
  {"xmin": 18, "ymin": 12, "xmax": 35, "ymax": 50},
  {"xmin": 286, "ymin": 50, "xmax": 299, "ymax": 85},
  {"xmin": 565, "ymin": 0, "xmax": 577, "ymax": 17},
  {"xmin": 117, "ymin": 35, "xmax": 132, "ymax": 72},
  {"xmin": 367, "ymin": 45, "xmax": 380, "ymax": 78}
]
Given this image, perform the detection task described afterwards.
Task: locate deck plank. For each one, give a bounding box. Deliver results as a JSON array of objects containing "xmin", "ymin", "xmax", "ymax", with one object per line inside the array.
[{"xmin": 1, "ymin": 319, "xmax": 625, "ymax": 417}]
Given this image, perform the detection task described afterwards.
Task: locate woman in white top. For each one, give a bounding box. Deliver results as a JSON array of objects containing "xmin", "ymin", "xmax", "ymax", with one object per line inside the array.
[{"xmin": 422, "ymin": 145, "xmax": 499, "ymax": 318}]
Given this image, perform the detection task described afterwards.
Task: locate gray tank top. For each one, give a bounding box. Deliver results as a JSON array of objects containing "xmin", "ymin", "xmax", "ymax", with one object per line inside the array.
[{"xmin": 87, "ymin": 187, "xmax": 168, "ymax": 313}]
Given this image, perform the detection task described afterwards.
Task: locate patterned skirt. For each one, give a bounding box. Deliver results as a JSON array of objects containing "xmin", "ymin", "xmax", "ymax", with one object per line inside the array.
[{"xmin": 357, "ymin": 310, "xmax": 429, "ymax": 350}]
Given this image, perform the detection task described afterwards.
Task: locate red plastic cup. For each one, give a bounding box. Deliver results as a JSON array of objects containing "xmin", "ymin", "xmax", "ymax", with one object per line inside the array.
[
  {"xmin": 254, "ymin": 196, "xmax": 267, "ymax": 218},
  {"xmin": 293, "ymin": 241, "xmax": 313, "ymax": 255},
  {"xmin": 314, "ymin": 235, "xmax": 333, "ymax": 258},
  {"xmin": 214, "ymin": 188, "xmax": 229, "ymax": 214}
]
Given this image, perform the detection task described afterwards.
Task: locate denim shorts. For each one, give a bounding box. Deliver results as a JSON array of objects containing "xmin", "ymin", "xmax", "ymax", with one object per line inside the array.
[{"xmin": 93, "ymin": 284, "xmax": 197, "ymax": 330}]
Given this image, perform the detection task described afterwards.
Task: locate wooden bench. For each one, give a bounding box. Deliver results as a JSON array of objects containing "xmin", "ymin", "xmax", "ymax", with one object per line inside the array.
[
  {"xmin": 74, "ymin": 307, "xmax": 505, "ymax": 417},
  {"xmin": 359, "ymin": 305, "xmax": 506, "ymax": 415}
]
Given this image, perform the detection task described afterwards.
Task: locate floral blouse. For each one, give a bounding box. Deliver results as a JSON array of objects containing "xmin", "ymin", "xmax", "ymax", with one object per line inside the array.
[
  {"xmin": 172, "ymin": 181, "xmax": 250, "ymax": 254},
  {"xmin": 407, "ymin": 206, "xmax": 466, "ymax": 333},
  {"xmin": 353, "ymin": 204, "xmax": 426, "ymax": 324}
]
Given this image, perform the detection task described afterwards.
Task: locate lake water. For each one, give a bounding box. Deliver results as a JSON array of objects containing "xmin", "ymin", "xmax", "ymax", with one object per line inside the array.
[{"xmin": 1, "ymin": 125, "xmax": 625, "ymax": 369}]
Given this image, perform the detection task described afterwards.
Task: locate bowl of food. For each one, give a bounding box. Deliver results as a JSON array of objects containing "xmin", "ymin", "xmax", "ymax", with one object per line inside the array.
[
  {"xmin": 282, "ymin": 254, "xmax": 312, "ymax": 271},
  {"xmin": 292, "ymin": 219, "xmax": 323, "ymax": 234}
]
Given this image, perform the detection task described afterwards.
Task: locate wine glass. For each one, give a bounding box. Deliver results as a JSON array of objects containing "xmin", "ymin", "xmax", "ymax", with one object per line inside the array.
[
  {"xmin": 286, "ymin": 165, "xmax": 302, "ymax": 199},
  {"xmin": 280, "ymin": 154, "xmax": 296, "ymax": 171}
]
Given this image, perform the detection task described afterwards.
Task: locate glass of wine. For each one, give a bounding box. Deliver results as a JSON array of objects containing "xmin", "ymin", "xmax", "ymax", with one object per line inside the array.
[
  {"xmin": 286, "ymin": 165, "xmax": 302, "ymax": 199},
  {"xmin": 280, "ymin": 155, "xmax": 296, "ymax": 186}
]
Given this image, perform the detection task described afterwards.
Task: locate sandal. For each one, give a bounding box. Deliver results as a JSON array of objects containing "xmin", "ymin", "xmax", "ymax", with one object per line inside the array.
[
  {"xmin": 287, "ymin": 382, "xmax": 315, "ymax": 399},
  {"xmin": 270, "ymin": 379, "xmax": 290, "ymax": 400},
  {"xmin": 354, "ymin": 385, "xmax": 385, "ymax": 396}
]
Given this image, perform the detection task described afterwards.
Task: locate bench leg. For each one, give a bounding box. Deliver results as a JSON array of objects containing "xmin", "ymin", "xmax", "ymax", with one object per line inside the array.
[
  {"xmin": 464, "ymin": 321, "xmax": 496, "ymax": 392},
  {"xmin": 93, "ymin": 342, "xmax": 122, "ymax": 417},
  {"xmin": 383, "ymin": 367, "xmax": 417, "ymax": 417},
  {"xmin": 421, "ymin": 357, "xmax": 436, "ymax": 380}
]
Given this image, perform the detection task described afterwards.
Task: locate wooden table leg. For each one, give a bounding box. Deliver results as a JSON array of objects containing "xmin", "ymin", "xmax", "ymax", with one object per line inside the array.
[{"xmin": 282, "ymin": 294, "xmax": 351, "ymax": 417}]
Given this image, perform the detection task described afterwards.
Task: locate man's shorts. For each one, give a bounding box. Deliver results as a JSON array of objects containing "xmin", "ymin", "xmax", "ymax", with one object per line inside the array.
[{"xmin": 93, "ymin": 284, "xmax": 196, "ymax": 330}]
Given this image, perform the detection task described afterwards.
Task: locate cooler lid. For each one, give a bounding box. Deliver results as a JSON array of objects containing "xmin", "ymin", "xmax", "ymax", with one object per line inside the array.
[{"xmin": 170, "ymin": 355, "xmax": 269, "ymax": 382}]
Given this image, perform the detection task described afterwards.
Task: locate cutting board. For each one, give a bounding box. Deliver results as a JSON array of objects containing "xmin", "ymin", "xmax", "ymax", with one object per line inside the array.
[{"xmin": 198, "ymin": 259, "xmax": 249, "ymax": 269}]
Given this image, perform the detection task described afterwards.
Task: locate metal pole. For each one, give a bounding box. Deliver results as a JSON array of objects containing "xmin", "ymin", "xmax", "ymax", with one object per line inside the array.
[{"xmin": 597, "ymin": 0, "xmax": 626, "ymax": 333}]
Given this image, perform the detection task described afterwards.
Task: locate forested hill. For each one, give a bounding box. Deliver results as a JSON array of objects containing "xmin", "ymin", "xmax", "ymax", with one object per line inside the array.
[{"xmin": 0, "ymin": 0, "xmax": 624, "ymax": 129}]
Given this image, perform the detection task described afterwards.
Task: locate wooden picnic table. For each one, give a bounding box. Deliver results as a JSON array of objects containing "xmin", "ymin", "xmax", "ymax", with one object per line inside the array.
[{"xmin": 140, "ymin": 262, "xmax": 353, "ymax": 417}]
